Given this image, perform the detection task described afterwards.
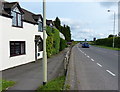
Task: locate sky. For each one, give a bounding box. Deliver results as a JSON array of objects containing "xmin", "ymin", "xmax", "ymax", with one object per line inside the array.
[{"xmin": 7, "ymin": 0, "xmax": 119, "ymax": 41}]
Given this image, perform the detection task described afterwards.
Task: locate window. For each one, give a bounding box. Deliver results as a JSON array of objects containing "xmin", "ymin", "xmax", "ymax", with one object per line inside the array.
[
  {"xmin": 11, "ymin": 7, "xmax": 23, "ymax": 27},
  {"xmin": 10, "ymin": 41, "xmax": 25, "ymax": 57},
  {"xmin": 38, "ymin": 41, "xmax": 43, "ymax": 52},
  {"xmin": 38, "ymin": 22, "xmax": 43, "ymax": 32}
]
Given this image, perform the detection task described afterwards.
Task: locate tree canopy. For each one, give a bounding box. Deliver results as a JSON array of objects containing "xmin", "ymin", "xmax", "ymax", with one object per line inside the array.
[{"xmin": 54, "ymin": 17, "xmax": 71, "ymax": 42}]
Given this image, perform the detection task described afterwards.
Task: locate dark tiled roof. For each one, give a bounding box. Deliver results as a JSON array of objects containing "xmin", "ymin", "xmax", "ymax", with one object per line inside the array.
[
  {"xmin": 0, "ymin": 1, "xmax": 42, "ymax": 24},
  {"xmin": 46, "ymin": 20, "xmax": 54, "ymax": 26},
  {"xmin": 4, "ymin": 2, "xmax": 17, "ymax": 9},
  {"xmin": 22, "ymin": 8, "xmax": 38, "ymax": 24}
]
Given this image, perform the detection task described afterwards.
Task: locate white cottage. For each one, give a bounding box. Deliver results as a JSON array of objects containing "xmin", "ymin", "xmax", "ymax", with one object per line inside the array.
[{"xmin": 0, "ymin": 1, "xmax": 43, "ymax": 70}]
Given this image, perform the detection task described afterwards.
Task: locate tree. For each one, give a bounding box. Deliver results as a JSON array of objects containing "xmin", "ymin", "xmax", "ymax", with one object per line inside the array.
[
  {"xmin": 54, "ymin": 17, "xmax": 61, "ymax": 31},
  {"xmin": 54, "ymin": 17, "xmax": 71, "ymax": 42}
]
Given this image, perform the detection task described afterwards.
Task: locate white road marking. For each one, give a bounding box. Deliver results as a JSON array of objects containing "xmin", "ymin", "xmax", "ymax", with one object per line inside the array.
[
  {"xmin": 106, "ymin": 70, "xmax": 116, "ymax": 76},
  {"xmin": 87, "ymin": 56, "xmax": 90, "ymax": 58},
  {"xmin": 97, "ymin": 63, "xmax": 102, "ymax": 67},
  {"xmin": 91, "ymin": 59, "xmax": 94, "ymax": 61},
  {"xmin": 85, "ymin": 54, "xmax": 87, "ymax": 55}
]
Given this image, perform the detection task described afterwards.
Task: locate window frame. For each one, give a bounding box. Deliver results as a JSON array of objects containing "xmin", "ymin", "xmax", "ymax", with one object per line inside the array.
[
  {"xmin": 11, "ymin": 9, "xmax": 23, "ymax": 28},
  {"xmin": 38, "ymin": 21, "xmax": 43, "ymax": 32},
  {"xmin": 10, "ymin": 41, "xmax": 26, "ymax": 57}
]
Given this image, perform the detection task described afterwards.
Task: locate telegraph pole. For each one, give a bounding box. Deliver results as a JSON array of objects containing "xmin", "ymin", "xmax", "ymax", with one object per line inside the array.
[
  {"xmin": 108, "ymin": 10, "xmax": 116, "ymax": 48},
  {"xmin": 43, "ymin": 0, "xmax": 47, "ymax": 85}
]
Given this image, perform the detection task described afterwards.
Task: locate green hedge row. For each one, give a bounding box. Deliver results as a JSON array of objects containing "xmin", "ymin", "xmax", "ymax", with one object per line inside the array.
[
  {"xmin": 95, "ymin": 37, "xmax": 120, "ymax": 48},
  {"xmin": 59, "ymin": 38, "xmax": 67, "ymax": 51},
  {"xmin": 46, "ymin": 26, "xmax": 67, "ymax": 58}
]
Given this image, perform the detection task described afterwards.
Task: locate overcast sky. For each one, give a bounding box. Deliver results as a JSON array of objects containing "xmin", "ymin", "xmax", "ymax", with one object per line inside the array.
[{"xmin": 7, "ymin": 0, "xmax": 119, "ymax": 41}]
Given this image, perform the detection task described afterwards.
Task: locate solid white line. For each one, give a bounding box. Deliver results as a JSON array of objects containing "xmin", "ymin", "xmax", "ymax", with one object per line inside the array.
[
  {"xmin": 106, "ymin": 70, "xmax": 116, "ymax": 76},
  {"xmin": 91, "ymin": 59, "xmax": 94, "ymax": 61},
  {"xmin": 97, "ymin": 63, "xmax": 102, "ymax": 67},
  {"xmin": 85, "ymin": 54, "xmax": 86, "ymax": 55}
]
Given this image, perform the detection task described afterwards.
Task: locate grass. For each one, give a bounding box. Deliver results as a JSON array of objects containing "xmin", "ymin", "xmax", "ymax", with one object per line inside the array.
[
  {"xmin": 37, "ymin": 76, "xmax": 65, "ymax": 91},
  {"xmin": 0, "ymin": 80, "xmax": 15, "ymax": 91},
  {"xmin": 92, "ymin": 45, "xmax": 120, "ymax": 51}
]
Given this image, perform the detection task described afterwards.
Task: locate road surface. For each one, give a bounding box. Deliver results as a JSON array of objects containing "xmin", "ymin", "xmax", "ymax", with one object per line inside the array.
[{"xmin": 68, "ymin": 44, "xmax": 118, "ymax": 90}]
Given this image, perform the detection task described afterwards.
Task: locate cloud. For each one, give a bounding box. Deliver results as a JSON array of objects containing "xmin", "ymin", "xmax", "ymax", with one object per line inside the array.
[
  {"xmin": 72, "ymin": 28, "xmax": 107, "ymax": 41},
  {"xmin": 6, "ymin": 0, "xmax": 119, "ymax": 2},
  {"xmin": 48, "ymin": 18, "xmax": 108, "ymax": 41},
  {"xmin": 60, "ymin": 18, "xmax": 91, "ymax": 32},
  {"xmin": 100, "ymin": 2, "xmax": 117, "ymax": 8}
]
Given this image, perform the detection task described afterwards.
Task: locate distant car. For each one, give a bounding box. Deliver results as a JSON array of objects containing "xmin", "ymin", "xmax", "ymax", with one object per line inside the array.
[
  {"xmin": 80, "ymin": 42, "xmax": 82, "ymax": 44},
  {"xmin": 82, "ymin": 43, "xmax": 90, "ymax": 48}
]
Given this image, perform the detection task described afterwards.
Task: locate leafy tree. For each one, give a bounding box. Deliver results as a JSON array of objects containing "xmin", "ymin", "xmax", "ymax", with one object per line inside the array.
[
  {"xmin": 54, "ymin": 17, "xmax": 61, "ymax": 31},
  {"xmin": 54, "ymin": 17, "xmax": 71, "ymax": 42}
]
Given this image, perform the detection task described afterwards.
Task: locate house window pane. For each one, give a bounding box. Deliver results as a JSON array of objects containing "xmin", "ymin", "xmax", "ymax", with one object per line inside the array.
[
  {"xmin": 12, "ymin": 11, "xmax": 17, "ymax": 26},
  {"xmin": 21, "ymin": 43, "xmax": 25, "ymax": 54},
  {"xmin": 38, "ymin": 22, "xmax": 43, "ymax": 32},
  {"xmin": 10, "ymin": 41, "xmax": 26, "ymax": 57},
  {"xmin": 38, "ymin": 41, "xmax": 43, "ymax": 52},
  {"xmin": 18, "ymin": 14, "xmax": 22, "ymax": 27}
]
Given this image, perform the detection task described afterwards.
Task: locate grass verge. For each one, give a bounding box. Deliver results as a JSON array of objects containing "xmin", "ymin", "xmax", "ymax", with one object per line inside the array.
[
  {"xmin": 0, "ymin": 80, "xmax": 15, "ymax": 91},
  {"xmin": 37, "ymin": 76, "xmax": 65, "ymax": 91},
  {"xmin": 92, "ymin": 45, "xmax": 120, "ymax": 51}
]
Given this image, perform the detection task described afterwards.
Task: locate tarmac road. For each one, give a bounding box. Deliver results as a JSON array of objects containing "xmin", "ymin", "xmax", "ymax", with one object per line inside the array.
[{"xmin": 68, "ymin": 44, "xmax": 118, "ymax": 90}]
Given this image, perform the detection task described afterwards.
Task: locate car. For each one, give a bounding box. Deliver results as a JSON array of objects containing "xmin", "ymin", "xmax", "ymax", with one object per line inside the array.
[
  {"xmin": 82, "ymin": 42, "xmax": 90, "ymax": 48},
  {"xmin": 80, "ymin": 42, "xmax": 82, "ymax": 44}
]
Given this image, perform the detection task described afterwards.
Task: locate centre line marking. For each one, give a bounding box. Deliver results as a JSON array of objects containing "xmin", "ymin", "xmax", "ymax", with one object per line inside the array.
[
  {"xmin": 97, "ymin": 63, "xmax": 102, "ymax": 67},
  {"xmin": 106, "ymin": 70, "xmax": 116, "ymax": 77},
  {"xmin": 87, "ymin": 56, "xmax": 90, "ymax": 58},
  {"xmin": 91, "ymin": 59, "xmax": 94, "ymax": 61}
]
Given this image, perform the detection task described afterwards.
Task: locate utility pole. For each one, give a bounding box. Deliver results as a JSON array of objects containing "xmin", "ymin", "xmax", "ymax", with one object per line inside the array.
[
  {"xmin": 43, "ymin": 0, "xmax": 47, "ymax": 85},
  {"xmin": 108, "ymin": 10, "xmax": 116, "ymax": 48},
  {"xmin": 113, "ymin": 12, "xmax": 115, "ymax": 48}
]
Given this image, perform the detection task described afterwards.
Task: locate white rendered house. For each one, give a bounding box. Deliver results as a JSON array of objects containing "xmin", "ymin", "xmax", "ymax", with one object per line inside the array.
[{"xmin": 0, "ymin": 1, "xmax": 43, "ymax": 70}]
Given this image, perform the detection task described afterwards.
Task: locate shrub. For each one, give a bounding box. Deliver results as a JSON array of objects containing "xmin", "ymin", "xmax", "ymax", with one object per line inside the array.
[
  {"xmin": 46, "ymin": 26, "xmax": 60, "ymax": 57},
  {"xmin": 60, "ymin": 38, "xmax": 67, "ymax": 51},
  {"xmin": 46, "ymin": 36, "xmax": 53, "ymax": 58},
  {"xmin": 95, "ymin": 37, "xmax": 120, "ymax": 48},
  {"xmin": 52, "ymin": 28, "xmax": 60, "ymax": 54}
]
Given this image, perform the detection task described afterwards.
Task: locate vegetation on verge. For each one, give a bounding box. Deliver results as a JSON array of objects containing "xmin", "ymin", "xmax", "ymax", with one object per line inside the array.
[
  {"xmin": 93, "ymin": 37, "xmax": 120, "ymax": 48},
  {"xmin": 59, "ymin": 38, "xmax": 67, "ymax": 51},
  {"xmin": 0, "ymin": 80, "xmax": 15, "ymax": 91},
  {"xmin": 46, "ymin": 26, "xmax": 60, "ymax": 58},
  {"xmin": 37, "ymin": 76, "xmax": 65, "ymax": 91},
  {"xmin": 54, "ymin": 17, "xmax": 71, "ymax": 42},
  {"xmin": 92, "ymin": 45, "xmax": 120, "ymax": 51}
]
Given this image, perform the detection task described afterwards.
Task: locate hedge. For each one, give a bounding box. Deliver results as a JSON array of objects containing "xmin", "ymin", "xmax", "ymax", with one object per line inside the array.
[
  {"xmin": 46, "ymin": 26, "xmax": 60, "ymax": 57},
  {"xmin": 46, "ymin": 36, "xmax": 53, "ymax": 58},
  {"xmin": 95, "ymin": 37, "xmax": 120, "ymax": 48},
  {"xmin": 59, "ymin": 38, "xmax": 67, "ymax": 51}
]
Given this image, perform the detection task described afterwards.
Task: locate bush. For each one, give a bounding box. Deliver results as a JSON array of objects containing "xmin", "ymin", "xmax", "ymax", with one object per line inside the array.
[
  {"xmin": 60, "ymin": 38, "xmax": 67, "ymax": 51},
  {"xmin": 46, "ymin": 26, "xmax": 60, "ymax": 57},
  {"xmin": 46, "ymin": 36, "xmax": 53, "ymax": 58},
  {"xmin": 95, "ymin": 37, "xmax": 120, "ymax": 48},
  {"xmin": 52, "ymin": 28, "xmax": 60, "ymax": 54}
]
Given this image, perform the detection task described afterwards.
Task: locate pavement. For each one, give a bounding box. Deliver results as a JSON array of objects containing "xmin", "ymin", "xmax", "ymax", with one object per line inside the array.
[
  {"xmin": 2, "ymin": 48, "xmax": 69, "ymax": 91},
  {"xmin": 66, "ymin": 44, "xmax": 118, "ymax": 90}
]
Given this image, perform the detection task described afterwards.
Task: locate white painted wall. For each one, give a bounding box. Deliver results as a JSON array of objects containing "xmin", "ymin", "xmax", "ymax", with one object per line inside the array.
[
  {"xmin": 59, "ymin": 32, "xmax": 65, "ymax": 40},
  {"xmin": 0, "ymin": 15, "xmax": 43, "ymax": 71}
]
